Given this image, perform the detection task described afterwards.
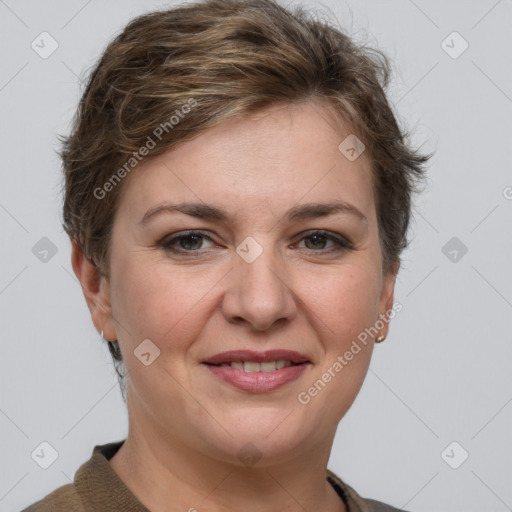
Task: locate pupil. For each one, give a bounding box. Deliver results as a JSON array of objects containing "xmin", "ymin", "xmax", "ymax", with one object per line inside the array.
[
  {"xmin": 306, "ymin": 234, "xmax": 325, "ymax": 250},
  {"xmin": 181, "ymin": 235, "xmax": 202, "ymax": 250}
]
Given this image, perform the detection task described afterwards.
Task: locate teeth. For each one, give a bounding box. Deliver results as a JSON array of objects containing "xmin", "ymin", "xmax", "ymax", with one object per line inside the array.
[
  {"xmin": 243, "ymin": 361, "xmax": 261, "ymax": 372},
  {"xmin": 224, "ymin": 360, "xmax": 293, "ymax": 372},
  {"xmin": 260, "ymin": 361, "xmax": 277, "ymax": 372}
]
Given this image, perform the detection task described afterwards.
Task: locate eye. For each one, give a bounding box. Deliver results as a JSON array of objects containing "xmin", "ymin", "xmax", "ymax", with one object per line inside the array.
[
  {"xmin": 161, "ymin": 231, "xmax": 215, "ymax": 254},
  {"xmin": 159, "ymin": 229, "xmax": 352, "ymax": 256},
  {"xmin": 295, "ymin": 230, "xmax": 352, "ymax": 253}
]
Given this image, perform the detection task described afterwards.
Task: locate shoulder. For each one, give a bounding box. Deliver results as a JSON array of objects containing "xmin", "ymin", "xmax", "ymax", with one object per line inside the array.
[
  {"xmin": 326, "ymin": 469, "xmax": 411, "ymax": 512},
  {"xmin": 20, "ymin": 440, "xmax": 129, "ymax": 512},
  {"xmin": 20, "ymin": 483, "xmax": 86, "ymax": 512}
]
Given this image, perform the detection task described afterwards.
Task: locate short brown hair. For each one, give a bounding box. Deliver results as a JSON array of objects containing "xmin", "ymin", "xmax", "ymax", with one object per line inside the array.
[{"xmin": 59, "ymin": 0, "xmax": 430, "ymax": 385}]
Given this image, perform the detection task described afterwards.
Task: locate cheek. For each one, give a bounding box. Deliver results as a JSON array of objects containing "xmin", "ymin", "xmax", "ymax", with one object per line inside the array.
[
  {"xmin": 292, "ymin": 267, "xmax": 379, "ymax": 424},
  {"xmin": 302, "ymin": 263, "xmax": 380, "ymax": 340},
  {"xmin": 111, "ymin": 258, "xmax": 217, "ymax": 354}
]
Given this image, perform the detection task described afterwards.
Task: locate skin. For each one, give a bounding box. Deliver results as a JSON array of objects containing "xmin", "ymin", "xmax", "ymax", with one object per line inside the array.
[{"xmin": 72, "ymin": 100, "xmax": 398, "ymax": 512}]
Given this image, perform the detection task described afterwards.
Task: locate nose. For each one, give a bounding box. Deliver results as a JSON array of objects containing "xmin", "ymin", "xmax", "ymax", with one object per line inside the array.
[{"xmin": 221, "ymin": 247, "xmax": 297, "ymax": 331}]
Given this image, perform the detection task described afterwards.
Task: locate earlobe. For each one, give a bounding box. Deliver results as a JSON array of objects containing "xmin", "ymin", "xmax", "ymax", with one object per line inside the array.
[{"xmin": 70, "ymin": 239, "xmax": 116, "ymax": 340}]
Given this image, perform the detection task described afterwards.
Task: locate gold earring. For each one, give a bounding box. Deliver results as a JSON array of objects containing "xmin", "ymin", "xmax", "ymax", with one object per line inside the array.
[{"xmin": 375, "ymin": 334, "xmax": 386, "ymax": 343}]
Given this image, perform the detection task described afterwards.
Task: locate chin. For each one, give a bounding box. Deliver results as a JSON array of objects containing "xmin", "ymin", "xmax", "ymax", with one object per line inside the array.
[{"xmin": 202, "ymin": 406, "xmax": 321, "ymax": 465}]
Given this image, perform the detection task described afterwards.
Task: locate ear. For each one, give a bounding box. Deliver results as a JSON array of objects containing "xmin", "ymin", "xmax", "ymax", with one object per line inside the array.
[
  {"xmin": 70, "ymin": 239, "xmax": 117, "ymax": 341},
  {"xmin": 377, "ymin": 259, "xmax": 400, "ymax": 339}
]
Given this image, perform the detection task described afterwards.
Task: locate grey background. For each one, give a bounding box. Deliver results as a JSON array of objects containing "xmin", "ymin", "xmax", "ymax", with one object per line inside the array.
[{"xmin": 1, "ymin": 0, "xmax": 511, "ymax": 511}]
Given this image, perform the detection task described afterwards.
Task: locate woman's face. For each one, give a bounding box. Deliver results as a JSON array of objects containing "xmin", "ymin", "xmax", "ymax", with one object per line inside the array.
[{"xmin": 93, "ymin": 101, "xmax": 396, "ymax": 464}]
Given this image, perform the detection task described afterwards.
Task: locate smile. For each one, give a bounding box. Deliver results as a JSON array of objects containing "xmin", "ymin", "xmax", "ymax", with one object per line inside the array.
[
  {"xmin": 202, "ymin": 352, "xmax": 311, "ymax": 392},
  {"xmin": 210, "ymin": 360, "xmax": 300, "ymax": 372}
]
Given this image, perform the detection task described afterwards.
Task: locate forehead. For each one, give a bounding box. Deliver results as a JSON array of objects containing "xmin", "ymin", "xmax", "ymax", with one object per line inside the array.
[{"xmin": 116, "ymin": 101, "xmax": 375, "ymax": 221}]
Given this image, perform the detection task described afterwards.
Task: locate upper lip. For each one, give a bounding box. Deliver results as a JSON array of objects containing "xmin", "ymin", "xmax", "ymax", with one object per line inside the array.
[{"xmin": 202, "ymin": 350, "xmax": 310, "ymax": 365}]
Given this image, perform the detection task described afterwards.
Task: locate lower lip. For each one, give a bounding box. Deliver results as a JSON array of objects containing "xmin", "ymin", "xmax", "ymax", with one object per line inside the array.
[{"xmin": 203, "ymin": 363, "xmax": 310, "ymax": 392}]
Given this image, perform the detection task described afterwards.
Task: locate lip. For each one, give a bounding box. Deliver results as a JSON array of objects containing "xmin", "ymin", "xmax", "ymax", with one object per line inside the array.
[
  {"xmin": 202, "ymin": 349, "xmax": 310, "ymax": 365},
  {"xmin": 201, "ymin": 349, "xmax": 312, "ymax": 393},
  {"xmin": 204, "ymin": 363, "xmax": 311, "ymax": 392}
]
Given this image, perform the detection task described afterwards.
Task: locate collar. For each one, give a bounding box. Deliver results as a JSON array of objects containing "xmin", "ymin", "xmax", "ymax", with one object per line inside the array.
[
  {"xmin": 75, "ymin": 440, "xmax": 370, "ymax": 512},
  {"xmin": 74, "ymin": 441, "xmax": 149, "ymax": 511}
]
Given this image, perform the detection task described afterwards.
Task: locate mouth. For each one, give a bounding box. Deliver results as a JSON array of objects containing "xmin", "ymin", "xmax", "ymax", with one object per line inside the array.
[
  {"xmin": 204, "ymin": 360, "xmax": 306, "ymax": 372},
  {"xmin": 201, "ymin": 350, "xmax": 312, "ymax": 392},
  {"xmin": 202, "ymin": 349, "xmax": 310, "ymax": 367}
]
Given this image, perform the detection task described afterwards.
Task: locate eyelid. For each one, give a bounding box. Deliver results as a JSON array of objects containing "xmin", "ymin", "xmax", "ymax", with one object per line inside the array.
[
  {"xmin": 160, "ymin": 229, "xmax": 216, "ymax": 249},
  {"xmin": 160, "ymin": 229, "xmax": 352, "ymax": 255},
  {"xmin": 293, "ymin": 229, "xmax": 353, "ymax": 250}
]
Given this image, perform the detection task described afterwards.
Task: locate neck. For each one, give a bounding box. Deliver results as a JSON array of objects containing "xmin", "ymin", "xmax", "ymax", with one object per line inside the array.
[{"xmin": 109, "ymin": 419, "xmax": 346, "ymax": 512}]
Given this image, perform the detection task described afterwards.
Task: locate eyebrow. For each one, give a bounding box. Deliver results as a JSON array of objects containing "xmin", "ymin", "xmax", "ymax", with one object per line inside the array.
[{"xmin": 140, "ymin": 200, "xmax": 367, "ymax": 225}]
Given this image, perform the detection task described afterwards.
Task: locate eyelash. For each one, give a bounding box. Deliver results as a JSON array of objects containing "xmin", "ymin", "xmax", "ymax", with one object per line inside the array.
[{"xmin": 160, "ymin": 230, "xmax": 352, "ymax": 255}]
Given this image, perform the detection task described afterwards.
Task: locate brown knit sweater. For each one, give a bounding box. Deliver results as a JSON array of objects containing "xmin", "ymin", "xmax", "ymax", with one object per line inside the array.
[{"xmin": 21, "ymin": 441, "xmax": 408, "ymax": 512}]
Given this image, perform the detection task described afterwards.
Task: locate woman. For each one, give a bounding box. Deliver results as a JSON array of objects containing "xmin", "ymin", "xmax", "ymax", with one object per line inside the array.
[{"xmin": 22, "ymin": 0, "xmax": 430, "ymax": 510}]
